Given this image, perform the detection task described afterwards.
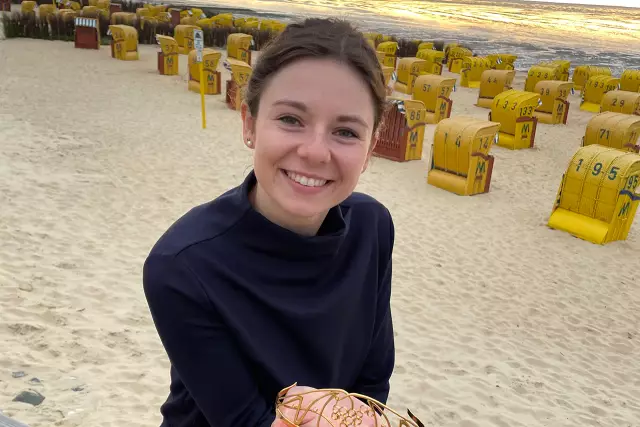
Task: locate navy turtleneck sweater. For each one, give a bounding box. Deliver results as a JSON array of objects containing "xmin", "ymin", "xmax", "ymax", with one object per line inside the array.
[{"xmin": 143, "ymin": 171, "xmax": 395, "ymax": 427}]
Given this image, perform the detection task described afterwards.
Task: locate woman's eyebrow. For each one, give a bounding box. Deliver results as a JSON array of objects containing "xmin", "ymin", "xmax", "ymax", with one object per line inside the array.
[
  {"xmin": 272, "ymin": 99, "xmax": 308, "ymax": 111},
  {"xmin": 336, "ymin": 115, "xmax": 367, "ymax": 128}
]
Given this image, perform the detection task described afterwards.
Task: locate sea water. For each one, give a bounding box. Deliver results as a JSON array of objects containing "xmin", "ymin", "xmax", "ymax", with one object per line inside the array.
[{"xmin": 180, "ymin": 0, "xmax": 639, "ymax": 75}]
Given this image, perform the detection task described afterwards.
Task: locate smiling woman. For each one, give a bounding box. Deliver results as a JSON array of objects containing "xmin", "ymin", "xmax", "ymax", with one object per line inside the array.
[
  {"xmin": 143, "ymin": 17, "xmax": 396, "ymax": 427},
  {"xmin": 242, "ymin": 19, "xmax": 385, "ymax": 235}
]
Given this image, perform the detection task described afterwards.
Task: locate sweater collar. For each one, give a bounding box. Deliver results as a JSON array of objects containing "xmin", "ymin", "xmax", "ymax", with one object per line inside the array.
[{"xmin": 233, "ymin": 171, "xmax": 349, "ymax": 258}]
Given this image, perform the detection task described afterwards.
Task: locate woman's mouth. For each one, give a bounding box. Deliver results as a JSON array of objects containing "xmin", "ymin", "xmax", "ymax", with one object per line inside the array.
[{"xmin": 282, "ymin": 169, "xmax": 331, "ymax": 187}]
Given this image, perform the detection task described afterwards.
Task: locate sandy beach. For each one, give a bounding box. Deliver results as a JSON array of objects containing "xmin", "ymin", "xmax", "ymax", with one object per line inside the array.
[{"xmin": 0, "ymin": 38, "xmax": 639, "ymax": 427}]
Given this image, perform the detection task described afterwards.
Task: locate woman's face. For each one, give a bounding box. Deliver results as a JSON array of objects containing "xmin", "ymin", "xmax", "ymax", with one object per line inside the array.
[{"xmin": 242, "ymin": 57, "xmax": 376, "ymax": 225}]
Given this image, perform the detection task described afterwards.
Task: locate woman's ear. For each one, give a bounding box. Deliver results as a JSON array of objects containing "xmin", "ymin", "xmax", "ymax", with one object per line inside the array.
[{"xmin": 241, "ymin": 102, "xmax": 256, "ymax": 148}]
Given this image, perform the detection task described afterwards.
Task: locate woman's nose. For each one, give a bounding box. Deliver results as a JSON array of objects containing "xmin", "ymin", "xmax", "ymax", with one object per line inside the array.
[{"xmin": 296, "ymin": 130, "xmax": 331, "ymax": 164}]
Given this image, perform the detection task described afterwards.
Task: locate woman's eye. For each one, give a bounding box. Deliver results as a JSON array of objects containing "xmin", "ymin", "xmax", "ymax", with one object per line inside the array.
[
  {"xmin": 336, "ymin": 129, "xmax": 358, "ymax": 139},
  {"xmin": 278, "ymin": 115, "xmax": 300, "ymax": 126}
]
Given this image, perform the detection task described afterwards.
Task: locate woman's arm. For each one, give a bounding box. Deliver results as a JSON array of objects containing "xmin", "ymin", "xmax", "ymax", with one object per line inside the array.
[
  {"xmin": 143, "ymin": 253, "xmax": 275, "ymax": 427},
  {"xmin": 351, "ymin": 208, "xmax": 396, "ymax": 403}
]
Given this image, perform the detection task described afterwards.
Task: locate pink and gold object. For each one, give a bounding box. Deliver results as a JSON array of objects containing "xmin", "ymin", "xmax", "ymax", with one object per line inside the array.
[{"xmin": 275, "ymin": 383, "xmax": 424, "ymax": 427}]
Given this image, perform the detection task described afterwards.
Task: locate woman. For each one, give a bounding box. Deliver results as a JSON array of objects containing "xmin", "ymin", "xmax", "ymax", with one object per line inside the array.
[{"xmin": 143, "ymin": 17, "xmax": 395, "ymax": 427}]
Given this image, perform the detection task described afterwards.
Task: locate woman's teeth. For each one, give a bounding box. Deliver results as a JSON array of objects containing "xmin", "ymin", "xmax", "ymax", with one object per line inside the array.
[{"xmin": 285, "ymin": 171, "xmax": 327, "ymax": 187}]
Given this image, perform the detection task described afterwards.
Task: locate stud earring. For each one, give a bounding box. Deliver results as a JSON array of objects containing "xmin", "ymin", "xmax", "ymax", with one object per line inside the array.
[{"xmin": 246, "ymin": 139, "xmax": 253, "ymax": 148}]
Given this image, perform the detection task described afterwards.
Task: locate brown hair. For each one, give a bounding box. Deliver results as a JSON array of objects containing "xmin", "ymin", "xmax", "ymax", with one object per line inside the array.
[{"xmin": 244, "ymin": 18, "xmax": 387, "ymax": 132}]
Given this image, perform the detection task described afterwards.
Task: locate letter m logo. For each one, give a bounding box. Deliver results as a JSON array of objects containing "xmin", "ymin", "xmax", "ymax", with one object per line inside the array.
[
  {"xmin": 618, "ymin": 201, "xmax": 631, "ymax": 217},
  {"xmin": 409, "ymin": 130, "xmax": 419, "ymax": 146}
]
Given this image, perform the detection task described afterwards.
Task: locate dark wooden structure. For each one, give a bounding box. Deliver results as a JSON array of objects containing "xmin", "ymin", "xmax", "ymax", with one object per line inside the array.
[{"xmin": 74, "ymin": 17, "xmax": 100, "ymax": 50}]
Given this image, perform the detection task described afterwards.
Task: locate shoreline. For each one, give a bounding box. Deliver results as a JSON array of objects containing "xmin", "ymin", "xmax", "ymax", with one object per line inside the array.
[
  {"xmin": 3, "ymin": 0, "xmax": 638, "ymax": 74},
  {"xmin": 157, "ymin": 0, "xmax": 640, "ymax": 75}
]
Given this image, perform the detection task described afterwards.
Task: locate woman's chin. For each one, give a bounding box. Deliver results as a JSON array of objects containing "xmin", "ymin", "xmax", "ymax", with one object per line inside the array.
[
  {"xmin": 279, "ymin": 200, "xmax": 331, "ymax": 222},
  {"xmin": 275, "ymin": 174, "xmax": 338, "ymax": 220}
]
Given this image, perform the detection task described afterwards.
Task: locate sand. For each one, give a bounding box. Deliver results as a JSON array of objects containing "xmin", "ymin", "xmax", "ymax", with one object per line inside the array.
[{"xmin": 0, "ymin": 38, "xmax": 639, "ymax": 427}]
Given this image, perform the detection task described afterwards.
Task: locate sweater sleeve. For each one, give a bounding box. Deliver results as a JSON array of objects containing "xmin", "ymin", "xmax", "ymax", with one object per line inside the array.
[
  {"xmin": 143, "ymin": 253, "xmax": 275, "ymax": 427},
  {"xmin": 351, "ymin": 209, "xmax": 396, "ymax": 403}
]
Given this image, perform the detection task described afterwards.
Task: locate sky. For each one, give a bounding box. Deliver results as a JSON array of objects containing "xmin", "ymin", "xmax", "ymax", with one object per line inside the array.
[{"xmin": 531, "ymin": 0, "xmax": 638, "ymax": 7}]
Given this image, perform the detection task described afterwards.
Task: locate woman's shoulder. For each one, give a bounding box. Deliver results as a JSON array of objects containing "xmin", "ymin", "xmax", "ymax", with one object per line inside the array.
[
  {"xmin": 341, "ymin": 192, "xmax": 394, "ymax": 240},
  {"xmin": 147, "ymin": 186, "xmax": 247, "ymax": 259},
  {"xmin": 341, "ymin": 192, "xmax": 392, "ymax": 222}
]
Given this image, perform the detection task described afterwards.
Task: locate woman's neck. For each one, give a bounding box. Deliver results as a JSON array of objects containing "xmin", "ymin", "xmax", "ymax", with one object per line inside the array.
[{"xmin": 249, "ymin": 184, "xmax": 328, "ymax": 237}]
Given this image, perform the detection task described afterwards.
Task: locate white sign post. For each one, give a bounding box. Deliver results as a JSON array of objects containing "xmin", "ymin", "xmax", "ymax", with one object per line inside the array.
[
  {"xmin": 193, "ymin": 29, "xmax": 206, "ymax": 129},
  {"xmin": 194, "ymin": 28, "xmax": 204, "ymax": 62}
]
